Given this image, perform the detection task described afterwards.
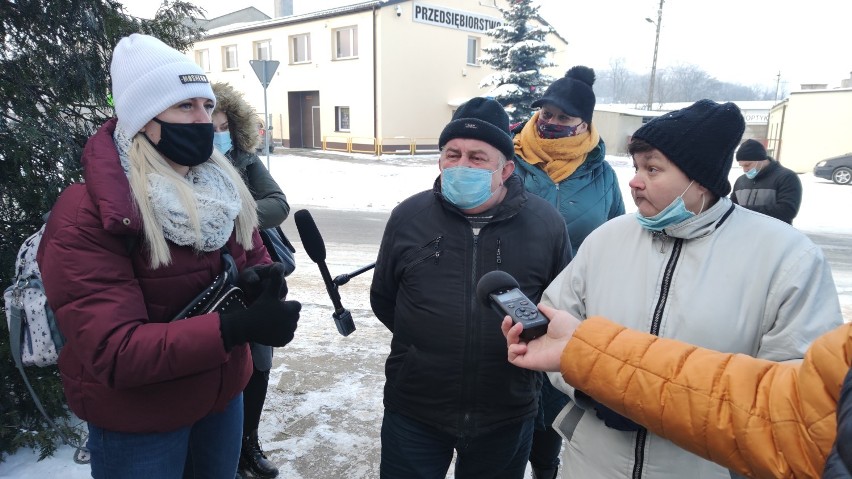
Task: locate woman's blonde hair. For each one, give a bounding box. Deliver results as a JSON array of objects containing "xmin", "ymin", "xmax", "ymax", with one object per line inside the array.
[{"xmin": 127, "ymin": 135, "xmax": 258, "ymax": 268}]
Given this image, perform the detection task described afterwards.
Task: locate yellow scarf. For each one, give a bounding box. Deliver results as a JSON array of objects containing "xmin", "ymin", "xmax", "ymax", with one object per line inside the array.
[{"xmin": 513, "ymin": 111, "xmax": 601, "ymax": 183}]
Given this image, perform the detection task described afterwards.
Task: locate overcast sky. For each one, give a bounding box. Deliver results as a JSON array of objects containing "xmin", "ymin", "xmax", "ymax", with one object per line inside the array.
[{"xmin": 119, "ymin": 0, "xmax": 852, "ymax": 91}]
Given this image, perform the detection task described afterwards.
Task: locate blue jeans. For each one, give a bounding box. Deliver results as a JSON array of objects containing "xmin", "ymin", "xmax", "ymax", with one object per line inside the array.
[
  {"xmin": 380, "ymin": 409, "xmax": 534, "ymax": 479},
  {"xmin": 87, "ymin": 394, "xmax": 243, "ymax": 479}
]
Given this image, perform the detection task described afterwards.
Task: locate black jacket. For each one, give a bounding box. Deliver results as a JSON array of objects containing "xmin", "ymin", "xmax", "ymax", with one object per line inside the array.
[
  {"xmin": 731, "ymin": 160, "xmax": 802, "ymax": 224},
  {"xmin": 370, "ymin": 175, "xmax": 572, "ymax": 437}
]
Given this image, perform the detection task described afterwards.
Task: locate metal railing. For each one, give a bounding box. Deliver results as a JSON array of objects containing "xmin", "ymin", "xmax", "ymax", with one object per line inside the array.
[{"xmin": 322, "ymin": 136, "xmax": 439, "ymax": 156}]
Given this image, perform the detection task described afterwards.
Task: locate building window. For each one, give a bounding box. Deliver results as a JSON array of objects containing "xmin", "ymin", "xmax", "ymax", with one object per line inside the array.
[
  {"xmin": 466, "ymin": 37, "xmax": 480, "ymax": 65},
  {"xmin": 254, "ymin": 40, "xmax": 271, "ymax": 60},
  {"xmin": 195, "ymin": 49, "xmax": 210, "ymax": 72},
  {"xmin": 289, "ymin": 33, "xmax": 311, "ymax": 64},
  {"xmin": 333, "ymin": 26, "xmax": 358, "ymax": 60},
  {"xmin": 222, "ymin": 45, "xmax": 238, "ymax": 70},
  {"xmin": 335, "ymin": 106, "xmax": 350, "ymax": 132}
]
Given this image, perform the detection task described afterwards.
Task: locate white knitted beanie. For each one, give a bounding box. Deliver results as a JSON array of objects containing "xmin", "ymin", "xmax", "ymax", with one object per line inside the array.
[{"xmin": 110, "ymin": 33, "xmax": 215, "ymax": 138}]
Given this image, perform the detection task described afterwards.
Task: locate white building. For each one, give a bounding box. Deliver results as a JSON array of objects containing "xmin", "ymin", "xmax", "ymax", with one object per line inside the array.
[{"xmin": 189, "ymin": 0, "xmax": 567, "ymax": 153}]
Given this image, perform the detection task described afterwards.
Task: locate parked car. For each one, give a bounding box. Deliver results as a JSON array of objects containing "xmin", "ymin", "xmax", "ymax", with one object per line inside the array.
[
  {"xmin": 814, "ymin": 153, "xmax": 852, "ymax": 185},
  {"xmin": 256, "ymin": 116, "xmax": 275, "ymax": 154}
]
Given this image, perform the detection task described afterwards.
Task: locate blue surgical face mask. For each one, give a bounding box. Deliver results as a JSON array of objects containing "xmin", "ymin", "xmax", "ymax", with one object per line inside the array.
[
  {"xmin": 441, "ymin": 166, "xmax": 500, "ymax": 210},
  {"xmin": 745, "ymin": 167, "xmax": 758, "ymax": 180},
  {"xmin": 213, "ymin": 131, "xmax": 232, "ymax": 155},
  {"xmin": 635, "ymin": 181, "xmax": 700, "ymax": 232}
]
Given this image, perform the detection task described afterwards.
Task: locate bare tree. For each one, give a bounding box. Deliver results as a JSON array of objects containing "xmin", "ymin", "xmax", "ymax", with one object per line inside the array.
[
  {"xmin": 665, "ymin": 63, "xmax": 714, "ymax": 101},
  {"xmin": 607, "ymin": 58, "xmax": 632, "ymax": 103},
  {"xmin": 598, "ymin": 61, "xmax": 778, "ymax": 106}
]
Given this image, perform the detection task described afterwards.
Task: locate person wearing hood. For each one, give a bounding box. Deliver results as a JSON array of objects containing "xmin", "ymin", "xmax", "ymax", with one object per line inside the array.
[
  {"xmin": 37, "ymin": 34, "xmax": 300, "ymax": 478},
  {"xmin": 731, "ymin": 138, "xmax": 802, "ymax": 225},
  {"xmin": 512, "ymin": 66, "xmax": 625, "ymax": 479},
  {"xmin": 538, "ymin": 99, "xmax": 841, "ymax": 479},
  {"xmin": 211, "ymin": 82, "xmax": 291, "ymax": 479}
]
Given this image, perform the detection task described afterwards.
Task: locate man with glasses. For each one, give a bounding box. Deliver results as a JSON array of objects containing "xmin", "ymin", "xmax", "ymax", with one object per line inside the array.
[{"xmin": 370, "ymin": 97, "xmax": 572, "ymax": 478}]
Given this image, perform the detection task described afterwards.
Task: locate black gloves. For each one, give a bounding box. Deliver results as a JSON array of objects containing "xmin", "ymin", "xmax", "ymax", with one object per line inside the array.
[
  {"xmin": 237, "ymin": 263, "xmax": 288, "ymax": 304},
  {"xmin": 593, "ymin": 402, "xmax": 641, "ymax": 432},
  {"xmin": 576, "ymin": 389, "xmax": 641, "ymax": 432},
  {"xmin": 220, "ymin": 263, "xmax": 300, "ymax": 350}
]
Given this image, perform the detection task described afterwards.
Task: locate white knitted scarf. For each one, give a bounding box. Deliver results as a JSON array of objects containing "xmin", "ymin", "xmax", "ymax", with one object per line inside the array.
[{"xmin": 114, "ymin": 128, "xmax": 241, "ymax": 251}]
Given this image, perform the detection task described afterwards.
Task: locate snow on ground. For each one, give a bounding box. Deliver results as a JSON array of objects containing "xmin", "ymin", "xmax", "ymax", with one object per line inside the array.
[{"xmin": 2, "ymin": 151, "xmax": 850, "ymax": 478}]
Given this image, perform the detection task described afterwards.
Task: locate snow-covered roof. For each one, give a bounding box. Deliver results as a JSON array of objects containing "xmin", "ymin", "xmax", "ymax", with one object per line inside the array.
[{"xmin": 200, "ymin": 1, "xmax": 403, "ymax": 39}]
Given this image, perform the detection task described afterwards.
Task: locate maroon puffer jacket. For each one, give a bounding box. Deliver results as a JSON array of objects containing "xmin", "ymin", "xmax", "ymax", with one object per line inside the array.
[{"xmin": 37, "ymin": 119, "xmax": 268, "ymax": 433}]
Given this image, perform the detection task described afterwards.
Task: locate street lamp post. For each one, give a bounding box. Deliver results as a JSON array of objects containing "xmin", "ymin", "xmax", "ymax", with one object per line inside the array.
[{"xmin": 645, "ymin": 0, "xmax": 664, "ymax": 110}]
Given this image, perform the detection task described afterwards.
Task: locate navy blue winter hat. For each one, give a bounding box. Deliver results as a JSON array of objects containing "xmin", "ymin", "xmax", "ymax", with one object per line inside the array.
[
  {"xmin": 632, "ymin": 99, "xmax": 745, "ymax": 198},
  {"xmin": 531, "ymin": 66, "xmax": 596, "ymax": 124},
  {"xmin": 439, "ymin": 97, "xmax": 515, "ymax": 160},
  {"xmin": 736, "ymin": 139, "xmax": 768, "ymax": 161}
]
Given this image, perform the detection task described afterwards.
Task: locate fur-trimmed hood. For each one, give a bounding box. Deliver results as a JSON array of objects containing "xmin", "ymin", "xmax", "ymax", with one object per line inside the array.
[{"xmin": 212, "ymin": 82, "xmax": 260, "ymax": 153}]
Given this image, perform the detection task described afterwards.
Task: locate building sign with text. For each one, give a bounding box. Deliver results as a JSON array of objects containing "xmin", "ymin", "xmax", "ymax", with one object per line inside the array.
[
  {"xmin": 412, "ymin": 2, "xmax": 503, "ymax": 33},
  {"xmin": 741, "ymin": 110, "xmax": 769, "ymax": 124}
]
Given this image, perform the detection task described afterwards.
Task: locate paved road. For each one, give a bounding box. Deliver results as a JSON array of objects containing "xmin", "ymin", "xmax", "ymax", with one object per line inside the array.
[
  {"xmin": 283, "ymin": 209, "xmax": 852, "ymax": 299},
  {"xmin": 808, "ymin": 232, "xmax": 852, "ymax": 279},
  {"xmin": 281, "ymin": 206, "xmax": 387, "ymax": 247}
]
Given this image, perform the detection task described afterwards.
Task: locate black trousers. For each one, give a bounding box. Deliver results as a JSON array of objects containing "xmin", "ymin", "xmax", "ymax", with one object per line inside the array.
[{"xmin": 242, "ymin": 367, "xmax": 270, "ymax": 434}]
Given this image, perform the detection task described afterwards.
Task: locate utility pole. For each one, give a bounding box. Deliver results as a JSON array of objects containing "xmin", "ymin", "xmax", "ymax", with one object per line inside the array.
[
  {"xmin": 774, "ymin": 71, "xmax": 781, "ymax": 102},
  {"xmin": 645, "ymin": 0, "xmax": 664, "ymax": 111}
]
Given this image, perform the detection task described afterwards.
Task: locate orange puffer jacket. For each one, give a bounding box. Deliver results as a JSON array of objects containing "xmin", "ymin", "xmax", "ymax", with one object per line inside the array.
[{"xmin": 561, "ymin": 316, "xmax": 851, "ymax": 479}]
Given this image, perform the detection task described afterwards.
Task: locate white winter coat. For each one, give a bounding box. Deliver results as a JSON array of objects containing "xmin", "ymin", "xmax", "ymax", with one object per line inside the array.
[{"xmin": 543, "ymin": 197, "xmax": 842, "ymax": 479}]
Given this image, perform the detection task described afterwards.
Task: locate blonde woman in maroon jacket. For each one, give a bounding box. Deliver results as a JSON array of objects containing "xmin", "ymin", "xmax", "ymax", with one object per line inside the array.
[{"xmin": 38, "ymin": 34, "xmax": 300, "ymax": 479}]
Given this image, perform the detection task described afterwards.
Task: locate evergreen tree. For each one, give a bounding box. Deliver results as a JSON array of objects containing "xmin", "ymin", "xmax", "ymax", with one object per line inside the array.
[
  {"xmin": 479, "ymin": 0, "xmax": 556, "ymax": 123},
  {"xmin": 0, "ymin": 0, "xmax": 204, "ymax": 461}
]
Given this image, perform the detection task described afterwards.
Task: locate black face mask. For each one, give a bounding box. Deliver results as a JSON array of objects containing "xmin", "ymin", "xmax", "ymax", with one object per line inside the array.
[{"xmin": 144, "ymin": 118, "xmax": 214, "ymax": 167}]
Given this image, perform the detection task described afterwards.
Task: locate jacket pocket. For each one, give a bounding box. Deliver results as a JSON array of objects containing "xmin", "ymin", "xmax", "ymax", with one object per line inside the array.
[
  {"xmin": 393, "ymin": 344, "xmax": 423, "ymax": 394},
  {"xmin": 401, "ymin": 235, "xmax": 443, "ymax": 273}
]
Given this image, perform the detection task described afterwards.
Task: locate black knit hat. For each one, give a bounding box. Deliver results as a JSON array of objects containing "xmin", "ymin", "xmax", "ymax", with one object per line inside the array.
[
  {"xmin": 531, "ymin": 66, "xmax": 596, "ymax": 124},
  {"xmin": 439, "ymin": 97, "xmax": 515, "ymax": 160},
  {"xmin": 736, "ymin": 139, "xmax": 768, "ymax": 161},
  {"xmin": 632, "ymin": 99, "xmax": 745, "ymax": 197}
]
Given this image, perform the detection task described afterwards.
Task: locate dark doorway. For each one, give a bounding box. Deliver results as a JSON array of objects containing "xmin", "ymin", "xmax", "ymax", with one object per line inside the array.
[{"xmin": 288, "ymin": 91, "xmax": 320, "ymax": 148}]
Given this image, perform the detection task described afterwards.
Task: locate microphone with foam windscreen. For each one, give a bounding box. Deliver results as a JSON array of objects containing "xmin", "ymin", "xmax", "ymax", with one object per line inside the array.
[
  {"xmin": 294, "ymin": 209, "xmax": 356, "ymax": 336},
  {"xmin": 476, "ymin": 270, "xmax": 549, "ymax": 341}
]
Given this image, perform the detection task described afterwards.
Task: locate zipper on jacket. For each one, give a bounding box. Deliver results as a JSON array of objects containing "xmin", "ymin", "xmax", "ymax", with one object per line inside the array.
[
  {"xmin": 632, "ymin": 428, "xmax": 648, "ymax": 479},
  {"xmin": 405, "ymin": 235, "xmax": 443, "ymax": 269},
  {"xmin": 460, "ymin": 234, "xmax": 479, "ymax": 434},
  {"xmin": 649, "ymin": 238, "xmax": 682, "ymax": 335},
  {"xmin": 496, "ymin": 237, "xmax": 502, "ymax": 266},
  {"xmin": 432, "ymin": 235, "xmax": 442, "ymax": 265},
  {"xmin": 652, "ymin": 231, "xmax": 667, "ymax": 253},
  {"xmin": 631, "ymin": 237, "xmax": 683, "ymax": 479},
  {"xmin": 555, "ymin": 182, "xmax": 561, "ymax": 209}
]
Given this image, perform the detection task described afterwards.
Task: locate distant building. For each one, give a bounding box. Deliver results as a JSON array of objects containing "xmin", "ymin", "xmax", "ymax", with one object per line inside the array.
[
  {"xmin": 768, "ymin": 85, "xmax": 852, "ymax": 173},
  {"xmin": 187, "ymin": 0, "xmax": 567, "ymax": 153},
  {"xmin": 186, "ymin": 7, "xmax": 272, "ymax": 31},
  {"xmin": 594, "ymin": 101, "xmax": 774, "ymax": 156}
]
